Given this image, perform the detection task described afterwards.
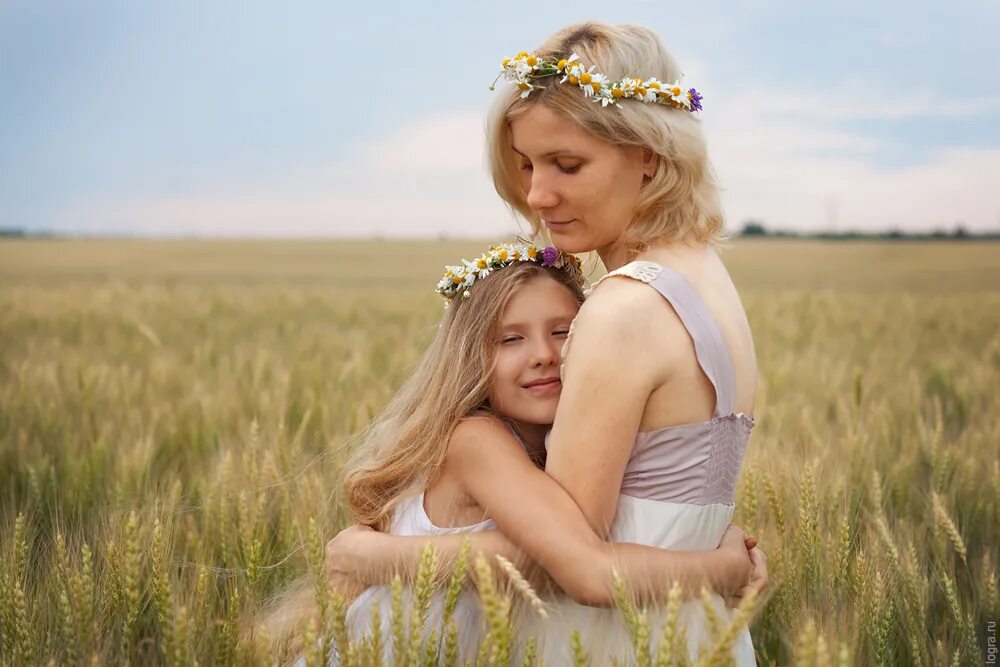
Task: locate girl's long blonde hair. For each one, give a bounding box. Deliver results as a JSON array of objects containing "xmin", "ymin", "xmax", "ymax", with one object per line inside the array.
[
  {"xmin": 344, "ymin": 261, "xmax": 585, "ymax": 531},
  {"xmin": 259, "ymin": 261, "xmax": 585, "ymax": 656},
  {"xmin": 488, "ymin": 21, "xmax": 726, "ymax": 258}
]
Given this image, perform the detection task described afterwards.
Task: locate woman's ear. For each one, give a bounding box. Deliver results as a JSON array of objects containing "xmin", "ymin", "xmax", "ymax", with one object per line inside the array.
[{"xmin": 641, "ymin": 147, "xmax": 657, "ymax": 179}]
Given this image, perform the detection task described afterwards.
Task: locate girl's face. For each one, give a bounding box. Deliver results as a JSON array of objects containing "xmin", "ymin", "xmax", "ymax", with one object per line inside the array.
[
  {"xmin": 489, "ymin": 274, "xmax": 581, "ymax": 426},
  {"xmin": 509, "ymin": 104, "xmax": 655, "ymax": 255}
]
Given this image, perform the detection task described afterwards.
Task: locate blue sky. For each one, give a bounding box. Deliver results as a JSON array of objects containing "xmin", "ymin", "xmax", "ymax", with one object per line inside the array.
[{"xmin": 2, "ymin": 0, "xmax": 998, "ymax": 236}]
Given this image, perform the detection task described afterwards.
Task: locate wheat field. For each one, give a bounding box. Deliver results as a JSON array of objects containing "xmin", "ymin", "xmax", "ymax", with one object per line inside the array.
[{"xmin": 0, "ymin": 238, "xmax": 997, "ymax": 666}]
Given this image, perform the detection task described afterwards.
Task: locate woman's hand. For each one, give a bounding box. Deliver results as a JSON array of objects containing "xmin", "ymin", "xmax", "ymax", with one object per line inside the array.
[
  {"xmin": 716, "ymin": 524, "xmax": 768, "ymax": 608},
  {"xmin": 727, "ymin": 543, "xmax": 768, "ymax": 607},
  {"xmin": 715, "ymin": 524, "xmax": 754, "ymax": 599},
  {"xmin": 325, "ymin": 524, "xmax": 377, "ymax": 604}
]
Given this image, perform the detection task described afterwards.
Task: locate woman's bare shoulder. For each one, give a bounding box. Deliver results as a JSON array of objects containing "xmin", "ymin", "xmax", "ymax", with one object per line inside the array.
[
  {"xmin": 563, "ymin": 271, "xmax": 691, "ymax": 386},
  {"xmin": 575, "ymin": 273, "xmax": 686, "ymax": 347}
]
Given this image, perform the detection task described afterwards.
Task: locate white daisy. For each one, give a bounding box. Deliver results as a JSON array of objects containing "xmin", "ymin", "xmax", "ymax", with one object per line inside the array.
[
  {"xmin": 667, "ymin": 80, "xmax": 689, "ymax": 107},
  {"xmin": 513, "ymin": 59, "xmax": 534, "ymax": 77},
  {"xmin": 579, "ymin": 71, "xmax": 606, "ymax": 97},
  {"xmin": 561, "ymin": 60, "xmax": 590, "ymax": 85}
]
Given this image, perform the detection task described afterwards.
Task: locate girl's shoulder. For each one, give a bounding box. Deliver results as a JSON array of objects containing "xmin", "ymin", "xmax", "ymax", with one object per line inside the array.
[
  {"xmin": 451, "ymin": 411, "xmax": 515, "ymax": 446},
  {"xmin": 442, "ymin": 412, "xmax": 525, "ymax": 477}
]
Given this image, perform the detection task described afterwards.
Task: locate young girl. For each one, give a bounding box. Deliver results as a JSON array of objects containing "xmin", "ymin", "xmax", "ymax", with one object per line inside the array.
[{"xmin": 315, "ymin": 242, "xmax": 758, "ymax": 664}]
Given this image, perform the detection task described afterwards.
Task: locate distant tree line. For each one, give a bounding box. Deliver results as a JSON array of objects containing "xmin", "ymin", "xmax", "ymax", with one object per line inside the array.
[
  {"xmin": 3, "ymin": 223, "xmax": 999, "ymax": 241},
  {"xmin": 739, "ymin": 221, "xmax": 1000, "ymax": 241}
]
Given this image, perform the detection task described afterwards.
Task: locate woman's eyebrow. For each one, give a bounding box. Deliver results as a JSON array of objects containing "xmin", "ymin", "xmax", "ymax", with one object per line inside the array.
[{"xmin": 511, "ymin": 145, "xmax": 578, "ymax": 159}]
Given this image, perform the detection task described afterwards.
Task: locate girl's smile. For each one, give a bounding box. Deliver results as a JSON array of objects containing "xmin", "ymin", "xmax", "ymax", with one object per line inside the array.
[{"xmin": 523, "ymin": 376, "xmax": 562, "ymax": 396}]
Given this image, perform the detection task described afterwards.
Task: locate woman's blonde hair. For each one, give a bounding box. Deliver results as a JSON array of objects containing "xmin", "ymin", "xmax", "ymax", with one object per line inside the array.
[
  {"xmin": 488, "ymin": 21, "xmax": 726, "ymax": 258},
  {"xmin": 343, "ymin": 261, "xmax": 585, "ymax": 532}
]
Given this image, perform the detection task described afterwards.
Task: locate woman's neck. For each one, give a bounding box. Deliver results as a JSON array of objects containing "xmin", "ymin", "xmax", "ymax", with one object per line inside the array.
[
  {"xmin": 598, "ymin": 236, "xmax": 708, "ymax": 272},
  {"xmin": 596, "ymin": 241, "xmax": 633, "ymax": 272}
]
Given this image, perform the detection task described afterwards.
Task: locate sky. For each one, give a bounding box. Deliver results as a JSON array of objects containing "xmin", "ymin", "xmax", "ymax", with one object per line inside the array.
[{"xmin": 2, "ymin": 1, "xmax": 999, "ymax": 238}]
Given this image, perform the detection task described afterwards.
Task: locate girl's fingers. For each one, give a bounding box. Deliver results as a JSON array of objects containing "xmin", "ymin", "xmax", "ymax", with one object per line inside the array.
[{"xmin": 744, "ymin": 536, "xmax": 757, "ymax": 550}]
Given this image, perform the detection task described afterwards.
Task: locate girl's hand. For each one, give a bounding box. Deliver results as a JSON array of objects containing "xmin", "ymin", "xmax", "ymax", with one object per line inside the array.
[{"xmin": 325, "ymin": 524, "xmax": 376, "ymax": 604}]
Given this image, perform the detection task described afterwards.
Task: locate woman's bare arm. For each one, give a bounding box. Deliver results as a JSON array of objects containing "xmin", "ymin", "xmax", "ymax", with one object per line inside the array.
[{"xmin": 543, "ymin": 280, "xmax": 685, "ymax": 537}]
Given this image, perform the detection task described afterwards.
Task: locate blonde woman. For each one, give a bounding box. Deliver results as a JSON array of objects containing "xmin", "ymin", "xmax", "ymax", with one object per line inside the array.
[{"xmin": 327, "ymin": 21, "xmax": 765, "ymax": 665}]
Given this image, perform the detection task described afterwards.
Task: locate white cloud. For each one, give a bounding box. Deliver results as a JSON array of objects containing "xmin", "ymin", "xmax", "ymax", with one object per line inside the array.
[
  {"xmin": 717, "ymin": 87, "xmax": 1000, "ymax": 122},
  {"xmin": 358, "ymin": 113, "xmax": 487, "ymax": 171},
  {"xmin": 54, "ymin": 96, "xmax": 1000, "ymax": 237},
  {"xmin": 54, "ymin": 112, "xmax": 523, "ymax": 238},
  {"xmin": 706, "ymin": 89, "xmax": 1000, "ymax": 232}
]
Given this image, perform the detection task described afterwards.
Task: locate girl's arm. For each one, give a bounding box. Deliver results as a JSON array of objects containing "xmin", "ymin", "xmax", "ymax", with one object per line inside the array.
[
  {"xmin": 326, "ymin": 525, "xmax": 557, "ymax": 595},
  {"xmin": 328, "ymin": 416, "xmax": 756, "ymax": 607}
]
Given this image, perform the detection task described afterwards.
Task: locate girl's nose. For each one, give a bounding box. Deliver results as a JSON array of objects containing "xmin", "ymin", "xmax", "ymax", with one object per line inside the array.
[{"xmin": 530, "ymin": 337, "xmax": 561, "ymax": 367}]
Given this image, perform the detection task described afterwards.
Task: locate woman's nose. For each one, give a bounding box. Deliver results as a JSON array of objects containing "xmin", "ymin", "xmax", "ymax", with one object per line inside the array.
[{"xmin": 525, "ymin": 171, "xmax": 559, "ymax": 211}]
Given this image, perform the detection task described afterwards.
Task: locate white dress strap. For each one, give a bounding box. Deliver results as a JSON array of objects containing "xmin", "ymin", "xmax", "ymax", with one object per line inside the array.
[{"xmin": 586, "ymin": 260, "xmax": 663, "ymax": 295}]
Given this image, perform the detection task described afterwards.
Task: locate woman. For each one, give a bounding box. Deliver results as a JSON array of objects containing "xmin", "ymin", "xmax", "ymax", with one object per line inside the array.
[{"xmin": 328, "ymin": 21, "xmax": 763, "ymax": 664}]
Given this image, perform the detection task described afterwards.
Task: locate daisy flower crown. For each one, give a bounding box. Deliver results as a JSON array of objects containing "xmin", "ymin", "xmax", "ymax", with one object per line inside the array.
[
  {"xmin": 490, "ymin": 51, "xmax": 703, "ymax": 112},
  {"xmin": 436, "ymin": 242, "xmax": 585, "ymax": 304}
]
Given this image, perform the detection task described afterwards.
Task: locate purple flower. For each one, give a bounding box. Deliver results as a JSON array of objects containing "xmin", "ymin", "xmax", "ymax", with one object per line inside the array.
[
  {"xmin": 688, "ymin": 88, "xmax": 703, "ymax": 112},
  {"xmin": 542, "ymin": 246, "xmax": 559, "ymax": 266}
]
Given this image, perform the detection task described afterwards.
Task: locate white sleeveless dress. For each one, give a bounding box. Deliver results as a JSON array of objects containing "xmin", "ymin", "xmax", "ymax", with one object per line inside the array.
[
  {"xmin": 322, "ymin": 493, "xmax": 494, "ymax": 665},
  {"xmin": 317, "ymin": 421, "xmax": 532, "ymax": 665},
  {"xmin": 528, "ymin": 261, "xmax": 757, "ymax": 666}
]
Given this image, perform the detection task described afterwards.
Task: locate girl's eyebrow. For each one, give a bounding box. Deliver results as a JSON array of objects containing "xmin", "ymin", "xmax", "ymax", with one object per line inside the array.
[{"xmin": 500, "ymin": 313, "xmax": 578, "ymax": 330}]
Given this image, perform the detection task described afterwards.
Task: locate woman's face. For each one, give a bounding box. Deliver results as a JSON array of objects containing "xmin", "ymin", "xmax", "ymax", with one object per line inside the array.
[
  {"xmin": 489, "ymin": 274, "xmax": 581, "ymax": 426},
  {"xmin": 509, "ymin": 104, "xmax": 655, "ymax": 255}
]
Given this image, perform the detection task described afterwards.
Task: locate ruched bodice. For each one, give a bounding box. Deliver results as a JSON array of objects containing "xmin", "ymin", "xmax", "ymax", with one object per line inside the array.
[{"xmin": 623, "ymin": 411, "xmax": 754, "ymax": 505}]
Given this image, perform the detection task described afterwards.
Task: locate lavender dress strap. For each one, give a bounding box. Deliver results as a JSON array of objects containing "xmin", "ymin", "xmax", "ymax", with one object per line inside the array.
[{"xmin": 645, "ymin": 267, "xmax": 737, "ymax": 417}]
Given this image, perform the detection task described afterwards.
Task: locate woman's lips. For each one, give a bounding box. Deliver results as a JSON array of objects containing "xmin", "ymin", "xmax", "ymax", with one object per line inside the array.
[{"xmin": 544, "ymin": 218, "xmax": 575, "ymax": 230}]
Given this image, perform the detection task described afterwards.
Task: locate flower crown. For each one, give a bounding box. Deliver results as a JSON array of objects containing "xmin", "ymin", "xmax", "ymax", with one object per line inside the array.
[
  {"xmin": 490, "ymin": 51, "xmax": 703, "ymax": 111},
  {"xmin": 436, "ymin": 242, "xmax": 585, "ymax": 303}
]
